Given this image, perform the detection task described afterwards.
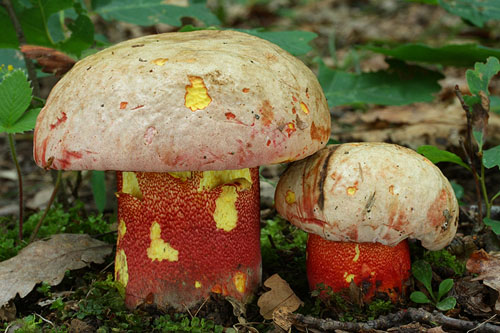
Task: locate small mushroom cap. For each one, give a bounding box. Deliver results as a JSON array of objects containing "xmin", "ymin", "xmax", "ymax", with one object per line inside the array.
[
  {"xmin": 33, "ymin": 30, "xmax": 330, "ymax": 172},
  {"xmin": 275, "ymin": 143, "xmax": 459, "ymax": 251}
]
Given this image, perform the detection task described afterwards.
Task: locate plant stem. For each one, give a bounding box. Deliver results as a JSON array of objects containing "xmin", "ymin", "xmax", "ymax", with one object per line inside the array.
[
  {"xmin": 7, "ymin": 133, "xmax": 23, "ymax": 241},
  {"xmin": 480, "ymin": 162, "xmax": 491, "ymax": 219},
  {"xmin": 29, "ymin": 170, "xmax": 62, "ymax": 243}
]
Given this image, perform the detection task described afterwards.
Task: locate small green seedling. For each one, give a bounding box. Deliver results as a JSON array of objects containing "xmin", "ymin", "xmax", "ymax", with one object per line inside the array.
[{"xmin": 410, "ymin": 260, "xmax": 456, "ymax": 311}]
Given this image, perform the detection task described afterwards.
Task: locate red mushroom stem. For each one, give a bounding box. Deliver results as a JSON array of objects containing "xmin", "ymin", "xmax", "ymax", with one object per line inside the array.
[
  {"xmin": 306, "ymin": 234, "xmax": 411, "ymax": 302},
  {"xmin": 115, "ymin": 167, "xmax": 261, "ymax": 309}
]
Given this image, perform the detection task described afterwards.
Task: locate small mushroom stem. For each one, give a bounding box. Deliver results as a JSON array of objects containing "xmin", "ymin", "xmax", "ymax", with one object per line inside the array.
[
  {"xmin": 306, "ymin": 234, "xmax": 411, "ymax": 302},
  {"xmin": 115, "ymin": 167, "xmax": 261, "ymax": 309}
]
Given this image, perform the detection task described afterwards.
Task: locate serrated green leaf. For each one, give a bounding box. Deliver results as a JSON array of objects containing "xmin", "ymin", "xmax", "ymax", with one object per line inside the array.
[
  {"xmin": 438, "ymin": 0, "xmax": 500, "ymax": 28},
  {"xmin": 366, "ymin": 43, "xmax": 500, "ymax": 67},
  {"xmin": 466, "ymin": 57, "xmax": 500, "ymax": 96},
  {"xmin": 0, "ymin": 70, "xmax": 32, "ymax": 128},
  {"xmin": 484, "ymin": 218, "xmax": 500, "ymax": 235},
  {"xmin": 412, "ymin": 260, "xmax": 434, "ymax": 298},
  {"xmin": 0, "ymin": 107, "xmax": 40, "ymax": 133},
  {"xmin": 318, "ymin": 59, "xmax": 443, "ymax": 107},
  {"xmin": 92, "ymin": 0, "xmax": 219, "ymax": 27},
  {"xmin": 436, "ymin": 296, "xmax": 457, "ymax": 311},
  {"xmin": 438, "ymin": 279, "xmax": 454, "ymax": 300},
  {"xmin": 58, "ymin": 14, "xmax": 94, "ymax": 57},
  {"xmin": 235, "ymin": 29, "xmax": 317, "ymax": 56},
  {"xmin": 410, "ymin": 291, "xmax": 431, "ymax": 304},
  {"xmin": 417, "ymin": 145, "xmax": 470, "ymax": 170},
  {"xmin": 483, "ymin": 145, "xmax": 500, "ymax": 169},
  {"xmin": 91, "ymin": 171, "xmax": 107, "ymax": 213}
]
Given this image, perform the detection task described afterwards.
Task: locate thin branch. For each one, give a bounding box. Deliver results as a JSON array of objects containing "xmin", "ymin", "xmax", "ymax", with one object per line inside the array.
[{"xmin": 7, "ymin": 133, "xmax": 23, "ymax": 241}]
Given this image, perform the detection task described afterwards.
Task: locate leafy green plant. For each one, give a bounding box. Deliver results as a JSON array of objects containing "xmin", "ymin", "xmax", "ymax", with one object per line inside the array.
[
  {"xmin": 153, "ymin": 314, "xmax": 225, "ymax": 333},
  {"xmin": 424, "ymin": 249, "xmax": 466, "ymax": 276},
  {"xmin": 410, "ymin": 260, "xmax": 456, "ymax": 311}
]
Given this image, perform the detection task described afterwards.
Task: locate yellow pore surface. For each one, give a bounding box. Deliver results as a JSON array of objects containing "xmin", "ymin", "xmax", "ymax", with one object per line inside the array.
[
  {"xmin": 185, "ymin": 76, "xmax": 212, "ymax": 111},
  {"xmin": 147, "ymin": 222, "xmax": 179, "ymax": 262},
  {"xmin": 115, "ymin": 249, "xmax": 129, "ymax": 287}
]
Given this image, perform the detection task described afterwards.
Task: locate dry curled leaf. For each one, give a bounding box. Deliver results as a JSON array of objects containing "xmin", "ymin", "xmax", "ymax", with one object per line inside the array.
[
  {"xmin": 0, "ymin": 233, "xmax": 113, "ymax": 307},
  {"xmin": 20, "ymin": 45, "xmax": 76, "ymax": 76},
  {"xmin": 466, "ymin": 250, "xmax": 500, "ymax": 312},
  {"xmin": 257, "ymin": 274, "xmax": 303, "ymax": 320}
]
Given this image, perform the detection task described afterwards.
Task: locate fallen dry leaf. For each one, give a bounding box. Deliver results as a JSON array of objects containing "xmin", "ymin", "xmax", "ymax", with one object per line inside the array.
[
  {"xmin": 20, "ymin": 45, "xmax": 76, "ymax": 76},
  {"xmin": 0, "ymin": 233, "xmax": 113, "ymax": 307},
  {"xmin": 466, "ymin": 250, "xmax": 500, "ymax": 312},
  {"xmin": 257, "ymin": 274, "xmax": 303, "ymax": 320}
]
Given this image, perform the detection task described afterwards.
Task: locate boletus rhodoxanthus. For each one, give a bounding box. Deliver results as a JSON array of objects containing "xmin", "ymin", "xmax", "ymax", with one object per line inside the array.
[
  {"xmin": 275, "ymin": 142, "xmax": 458, "ymax": 302},
  {"xmin": 33, "ymin": 30, "xmax": 331, "ymax": 309}
]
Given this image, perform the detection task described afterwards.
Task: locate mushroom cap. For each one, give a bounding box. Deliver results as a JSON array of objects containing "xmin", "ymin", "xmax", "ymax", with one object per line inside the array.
[
  {"xmin": 33, "ymin": 30, "xmax": 330, "ymax": 172},
  {"xmin": 275, "ymin": 143, "xmax": 459, "ymax": 251}
]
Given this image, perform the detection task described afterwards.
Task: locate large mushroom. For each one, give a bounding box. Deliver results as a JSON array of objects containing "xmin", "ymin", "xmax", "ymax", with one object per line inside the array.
[
  {"xmin": 33, "ymin": 30, "xmax": 331, "ymax": 309},
  {"xmin": 275, "ymin": 142, "xmax": 458, "ymax": 302}
]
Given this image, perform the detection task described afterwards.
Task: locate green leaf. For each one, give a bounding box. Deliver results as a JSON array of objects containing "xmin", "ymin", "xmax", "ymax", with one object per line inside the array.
[
  {"xmin": 318, "ymin": 59, "xmax": 443, "ymax": 107},
  {"xmin": 235, "ymin": 29, "xmax": 317, "ymax": 56},
  {"xmin": 438, "ymin": 279, "xmax": 454, "ymax": 300},
  {"xmin": 466, "ymin": 57, "xmax": 500, "ymax": 96},
  {"xmin": 92, "ymin": 0, "xmax": 219, "ymax": 27},
  {"xmin": 436, "ymin": 296, "xmax": 457, "ymax": 311},
  {"xmin": 58, "ymin": 14, "xmax": 94, "ymax": 57},
  {"xmin": 410, "ymin": 291, "xmax": 431, "ymax": 304},
  {"xmin": 0, "ymin": 69, "xmax": 32, "ymax": 129},
  {"xmin": 491, "ymin": 96, "xmax": 500, "ymax": 114},
  {"xmin": 438, "ymin": 0, "xmax": 500, "ymax": 28},
  {"xmin": 0, "ymin": 108, "xmax": 41, "ymax": 133},
  {"xmin": 412, "ymin": 260, "xmax": 434, "ymax": 298},
  {"xmin": 91, "ymin": 171, "xmax": 107, "ymax": 213},
  {"xmin": 483, "ymin": 145, "xmax": 500, "ymax": 169},
  {"xmin": 450, "ymin": 181, "xmax": 464, "ymax": 200},
  {"xmin": 366, "ymin": 43, "xmax": 500, "ymax": 67},
  {"xmin": 473, "ymin": 130, "xmax": 484, "ymax": 151},
  {"xmin": 484, "ymin": 218, "xmax": 500, "ymax": 235},
  {"xmin": 417, "ymin": 145, "xmax": 470, "ymax": 170},
  {"xmin": 0, "ymin": 8, "xmax": 19, "ymax": 48}
]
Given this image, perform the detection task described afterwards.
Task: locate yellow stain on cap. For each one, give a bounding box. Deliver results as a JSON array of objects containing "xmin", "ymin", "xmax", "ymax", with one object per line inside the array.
[
  {"xmin": 233, "ymin": 272, "xmax": 247, "ymax": 294},
  {"xmin": 122, "ymin": 172, "xmax": 143, "ymax": 200},
  {"xmin": 168, "ymin": 171, "xmax": 192, "ymax": 182},
  {"xmin": 346, "ymin": 186, "xmax": 357, "ymax": 196},
  {"xmin": 117, "ymin": 219, "xmax": 127, "ymax": 244},
  {"xmin": 300, "ymin": 102, "xmax": 310, "ymax": 114},
  {"xmin": 147, "ymin": 222, "xmax": 179, "ymax": 262},
  {"xmin": 195, "ymin": 281, "xmax": 202, "ymax": 288},
  {"xmin": 344, "ymin": 272, "xmax": 355, "ymax": 283},
  {"xmin": 285, "ymin": 190, "xmax": 296, "ymax": 204},
  {"xmin": 198, "ymin": 169, "xmax": 252, "ymax": 192},
  {"xmin": 353, "ymin": 244, "xmax": 360, "ymax": 262},
  {"xmin": 185, "ymin": 76, "xmax": 212, "ymax": 111},
  {"xmin": 213, "ymin": 186, "xmax": 238, "ymax": 232},
  {"xmin": 115, "ymin": 249, "xmax": 129, "ymax": 287},
  {"xmin": 151, "ymin": 58, "xmax": 168, "ymax": 65}
]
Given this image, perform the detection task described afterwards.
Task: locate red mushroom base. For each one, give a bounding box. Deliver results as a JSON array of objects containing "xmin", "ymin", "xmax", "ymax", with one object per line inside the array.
[
  {"xmin": 306, "ymin": 234, "xmax": 411, "ymax": 302},
  {"xmin": 115, "ymin": 168, "xmax": 261, "ymax": 309}
]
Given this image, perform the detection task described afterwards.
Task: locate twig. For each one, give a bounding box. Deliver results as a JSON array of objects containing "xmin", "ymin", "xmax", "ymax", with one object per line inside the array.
[
  {"xmin": 2, "ymin": 0, "xmax": 40, "ymax": 97},
  {"xmin": 467, "ymin": 314, "xmax": 498, "ymax": 333},
  {"xmin": 7, "ymin": 133, "xmax": 24, "ymax": 241},
  {"xmin": 288, "ymin": 308, "xmax": 500, "ymax": 333}
]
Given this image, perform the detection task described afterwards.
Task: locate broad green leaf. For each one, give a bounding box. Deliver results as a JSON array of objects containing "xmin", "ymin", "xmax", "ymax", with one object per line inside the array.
[
  {"xmin": 412, "ymin": 260, "xmax": 434, "ymax": 299},
  {"xmin": 318, "ymin": 59, "xmax": 443, "ymax": 107},
  {"xmin": 483, "ymin": 145, "xmax": 500, "ymax": 169},
  {"xmin": 450, "ymin": 181, "xmax": 464, "ymax": 200},
  {"xmin": 366, "ymin": 43, "xmax": 500, "ymax": 67},
  {"xmin": 491, "ymin": 96, "xmax": 500, "ymax": 114},
  {"xmin": 92, "ymin": 0, "xmax": 219, "ymax": 27},
  {"xmin": 436, "ymin": 296, "xmax": 457, "ymax": 311},
  {"xmin": 473, "ymin": 130, "xmax": 484, "ymax": 151},
  {"xmin": 0, "ymin": 49, "xmax": 26, "ymax": 73},
  {"xmin": 417, "ymin": 145, "xmax": 470, "ymax": 170},
  {"xmin": 410, "ymin": 291, "xmax": 431, "ymax": 304},
  {"xmin": 484, "ymin": 218, "xmax": 500, "ymax": 235},
  {"xmin": 438, "ymin": 0, "xmax": 500, "ymax": 28},
  {"xmin": 0, "ymin": 70, "xmax": 32, "ymax": 129},
  {"xmin": 466, "ymin": 57, "xmax": 500, "ymax": 96},
  {"xmin": 0, "ymin": 8, "xmax": 19, "ymax": 48},
  {"xmin": 406, "ymin": 0, "xmax": 438, "ymax": 4},
  {"xmin": 438, "ymin": 279, "xmax": 454, "ymax": 300},
  {"xmin": 91, "ymin": 171, "xmax": 107, "ymax": 213},
  {"xmin": 58, "ymin": 14, "xmax": 94, "ymax": 57},
  {"xmin": 236, "ymin": 29, "xmax": 317, "ymax": 56},
  {"xmin": 0, "ymin": 108, "xmax": 40, "ymax": 133}
]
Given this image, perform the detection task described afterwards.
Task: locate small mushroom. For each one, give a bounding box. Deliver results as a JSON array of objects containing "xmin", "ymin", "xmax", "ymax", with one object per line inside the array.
[
  {"xmin": 275, "ymin": 142, "xmax": 459, "ymax": 302},
  {"xmin": 33, "ymin": 30, "xmax": 331, "ymax": 309}
]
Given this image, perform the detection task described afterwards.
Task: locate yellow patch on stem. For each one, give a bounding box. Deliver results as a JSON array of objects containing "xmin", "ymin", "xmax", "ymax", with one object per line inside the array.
[
  {"xmin": 168, "ymin": 171, "xmax": 192, "ymax": 181},
  {"xmin": 198, "ymin": 169, "xmax": 252, "ymax": 192},
  {"xmin": 353, "ymin": 244, "xmax": 360, "ymax": 262},
  {"xmin": 115, "ymin": 249, "xmax": 129, "ymax": 287},
  {"xmin": 185, "ymin": 76, "xmax": 212, "ymax": 111},
  {"xmin": 213, "ymin": 186, "xmax": 238, "ymax": 232},
  {"xmin": 122, "ymin": 172, "xmax": 143, "ymax": 199},
  {"xmin": 195, "ymin": 281, "xmax": 202, "ymax": 288},
  {"xmin": 232, "ymin": 272, "xmax": 247, "ymax": 294},
  {"xmin": 117, "ymin": 219, "xmax": 127, "ymax": 243},
  {"xmin": 285, "ymin": 190, "xmax": 296, "ymax": 204},
  {"xmin": 147, "ymin": 222, "xmax": 179, "ymax": 262},
  {"xmin": 344, "ymin": 272, "xmax": 355, "ymax": 283}
]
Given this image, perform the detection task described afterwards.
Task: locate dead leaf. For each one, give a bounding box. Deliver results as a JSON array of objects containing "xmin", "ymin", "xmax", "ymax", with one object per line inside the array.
[
  {"xmin": 272, "ymin": 306, "xmax": 293, "ymax": 331},
  {"xmin": 257, "ymin": 274, "xmax": 303, "ymax": 320},
  {"xmin": 0, "ymin": 301, "xmax": 16, "ymax": 322},
  {"xmin": 0, "ymin": 233, "xmax": 113, "ymax": 307},
  {"xmin": 20, "ymin": 45, "xmax": 76, "ymax": 76},
  {"xmin": 466, "ymin": 250, "xmax": 500, "ymax": 312}
]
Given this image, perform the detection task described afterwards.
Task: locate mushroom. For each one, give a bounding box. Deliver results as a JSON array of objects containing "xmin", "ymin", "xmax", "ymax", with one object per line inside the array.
[
  {"xmin": 274, "ymin": 142, "xmax": 458, "ymax": 302},
  {"xmin": 33, "ymin": 30, "xmax": 331, "ymax": 309}
]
